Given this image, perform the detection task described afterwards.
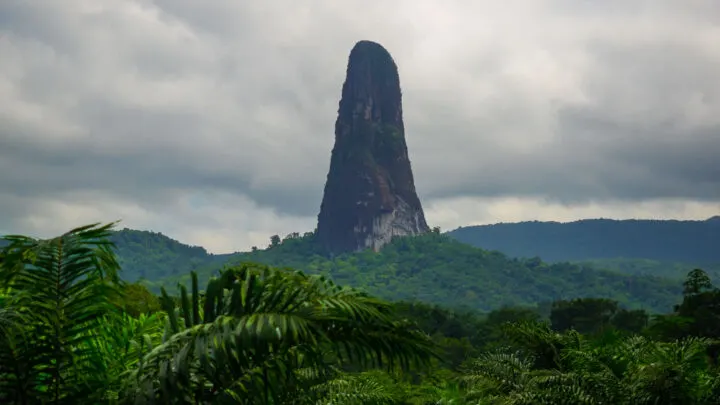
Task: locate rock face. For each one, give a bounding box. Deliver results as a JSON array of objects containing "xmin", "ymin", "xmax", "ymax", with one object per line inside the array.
[{"xmin": 316, "ymin": 40, "xmax": 430, "ymax": 254}]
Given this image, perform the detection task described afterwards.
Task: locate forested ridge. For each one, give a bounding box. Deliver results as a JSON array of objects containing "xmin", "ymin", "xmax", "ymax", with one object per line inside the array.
[
  {"xmin": 449, "ymin": 218, "xmax": 720, "ymax": 265},
  {"xmin": 126, "ymin": 229, "xmax": 682, "ymax": 313},
  {"xmin": 1, "ymin": 222, "xmax": 719, "ymax": 404},
  {"xmin": 77, "ymin": 220, "xmax": 720, "ymax": 293},
  {"xmin": 110, "ymin": 228, "xmax": 234, "ymax": 280}
]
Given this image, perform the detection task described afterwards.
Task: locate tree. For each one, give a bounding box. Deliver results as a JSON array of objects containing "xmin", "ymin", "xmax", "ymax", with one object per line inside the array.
[
  {"xmin": 550, "ymin": 298, "xmax": 619, "ymax": 335},
  {"xmin": 683, "ymin": 268, "xmax": 713, "ymax": 296},
  {"xmin": 460, "ymin": 327, "xmax": 720, "ymax": 404},
  {"xmin": 120, "ymin": 282, "xmax": 161, "ymax": 317},
  {"xmin": 675, "ymin": 269, "xmax": 720, "ymax": 337},
  {"xmin": 611, "ymin": 308, "xmax": 649, "ymax": 333}
]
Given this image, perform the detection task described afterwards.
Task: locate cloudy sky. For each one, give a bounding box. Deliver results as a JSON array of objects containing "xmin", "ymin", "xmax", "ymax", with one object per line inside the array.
[{"xmin": 1, "ymin": 0, "xmax": 719, "ymax": 253}]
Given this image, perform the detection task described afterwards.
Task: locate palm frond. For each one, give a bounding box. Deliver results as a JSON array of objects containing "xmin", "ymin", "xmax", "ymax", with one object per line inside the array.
[
  {"xmin": 126, "ymin": 263, "xmax": 438, "ymax": 403},
  {"xmin": 0, "ymin": 222, "xmax": 122, "ymax": 404}
]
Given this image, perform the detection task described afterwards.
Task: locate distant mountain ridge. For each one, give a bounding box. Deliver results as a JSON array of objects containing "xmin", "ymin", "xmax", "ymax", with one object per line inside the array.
[{"xmin": 447, "ymin": 218, "xmax": 720, "ymax": 263}]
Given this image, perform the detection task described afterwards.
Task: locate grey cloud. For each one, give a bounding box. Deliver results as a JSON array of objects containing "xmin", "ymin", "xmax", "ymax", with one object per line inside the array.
[
  {"xmin": 409, "ymin": 8, "xmax": 720, "ymax": 205},
  {"xmin": 0, "ymin": 0, "xmax": 719, "ymax": 239}
]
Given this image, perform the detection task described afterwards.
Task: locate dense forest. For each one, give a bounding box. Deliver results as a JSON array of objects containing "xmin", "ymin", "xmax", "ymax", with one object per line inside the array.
[
  {"xmin": 63, "ymin": 220, "xmax": 720, "ymax": 295},
  {"xmin": 575, "ymin": 257, "xmax": 720, "ymax": 281},
  {"xmin": 131, "ymin": 230, "xmax": 680, "ymax": 313},
  {"xmin": 1, "ymin": 222, "xmax": 719, "ymax": 404},
  {"xmin": 449, "ymin": 218, "xmax": 720, "ymax": 265}
]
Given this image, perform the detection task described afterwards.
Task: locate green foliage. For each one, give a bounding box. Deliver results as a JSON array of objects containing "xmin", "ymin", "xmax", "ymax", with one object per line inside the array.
[
  {"xmin": 461, "ymin": 333, "xmax": 720, "ymax": 404},
  {"xmin": 0, "ymin": 223, "xmax": 123, "ymax": 404},
  {"xmin": 673, "ymin": 269, "xmax": 720, "ymax": 342},
  {"xmin": 550, "ymin": 298, "xmax": 649, "ymax": 335},
  {"xmin": 450, "ymin": 270, "xmax": 720, "ymax": 404},
  {"xmin": 120, "ymin": 282, "xmax": 161, "ymax": 317},
  {"xmin": 576, "ymin": 258, "xmax": 720, "ymax": 281},
  {"xmin": 3, "ymin": 223, "xmax": 719, "ymax": 404},
  {"xmin": 110, "ymin": 228, "xmax": 232, "ymax": 281},
  {"xmin": 303, "ymin": 369, "xmax": 400, "ymax": 404},
  {"xmin": 92, "ymin": 312, "xmax": 165, "ymax": 400},
  {"xmin": 105, "ymin": 225, "xmax": 720, "ymax": 314},
  {"xmin": 390, "ymin": 301, "xmax": 544, "ymax": 364},
  {"xmin": 125, "ymin": 263, "xmax": 437, "ymax": 403},
  {"xmin": 683, "ymin": 268, "xmax": 714, "ymax": 295},
  {"xmin": 158, "ymin": 232, "xmax": 683, "ymax": 313}
]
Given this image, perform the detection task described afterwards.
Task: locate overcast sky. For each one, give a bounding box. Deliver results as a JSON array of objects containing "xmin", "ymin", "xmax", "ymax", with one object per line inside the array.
[{"xmin": 1, "ymin": 0, "xmax": 719, "ymax": 253}]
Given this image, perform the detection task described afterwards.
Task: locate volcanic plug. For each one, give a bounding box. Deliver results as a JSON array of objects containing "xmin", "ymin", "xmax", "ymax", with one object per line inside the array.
[{"xmin": 316, "ymin": 40, "xmax": 430, "ymax": 254}]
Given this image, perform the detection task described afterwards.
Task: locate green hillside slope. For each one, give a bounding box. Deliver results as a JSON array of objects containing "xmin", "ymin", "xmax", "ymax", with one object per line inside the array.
[
  {"xmin": 149, "ymin": 232, "xmax": 683, "ymax": 313},
  {"xmin": 2, "ymin": 223, "xmax": 705, "ymax": 313},
  {"xmin": 575, "ymin": 258, "xmax": 720, "ymax": 281},
  {"xmin": 110, "ymin": 228, "xmax": 234, "ymax": 281}
]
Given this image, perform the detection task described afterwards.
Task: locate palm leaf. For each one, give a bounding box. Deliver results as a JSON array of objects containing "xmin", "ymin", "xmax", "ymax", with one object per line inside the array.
[
  {"xmin": 126, "ymin": 263, "xmax": 438, "ymax": 403},
  {"xmin": 0, "ymin": 222, "xmax": 122, "ymax": 404}
]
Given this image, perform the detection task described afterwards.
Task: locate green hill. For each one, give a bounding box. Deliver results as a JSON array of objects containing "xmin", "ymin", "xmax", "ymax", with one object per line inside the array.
[
  {"xmin": 2, "ymin": 228, "xmax": 231, "ymax": 282},
  {"xmin": 109, "ymin": 228, "xmax": 234, "ymax": 281},
  {"xmin": 14, "ymin": 225, "xmax": 694, "ymax": 313},
  {"xmin": 147, "ymin": 231, "xmax": 683, "ymax": 313},
  {"xmin": 0, "ymin": 223, "xmax": 706, "ymax": 313}
]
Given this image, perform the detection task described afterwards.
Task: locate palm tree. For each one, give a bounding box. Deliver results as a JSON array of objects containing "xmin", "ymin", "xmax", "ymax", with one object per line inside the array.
[
  {"xmin": 0, "ymin": 223, "xmax": 123, "ymax": 404},
  {"xmin": 458, "ymin": 325, "xmax": 720, "ymax": 405},
  {"xmin": 297, "ymin": 369, "xmax": 400, "ymax": 404},
  {"xmin": 124, "ymin": 263, "xmax": 438, "ymax": 403}
]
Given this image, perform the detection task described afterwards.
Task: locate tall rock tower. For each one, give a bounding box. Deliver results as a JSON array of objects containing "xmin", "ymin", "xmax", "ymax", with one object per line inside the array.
[{"xmin": 316, "ymin": 40, "xmax": 430, "ymax": 254}]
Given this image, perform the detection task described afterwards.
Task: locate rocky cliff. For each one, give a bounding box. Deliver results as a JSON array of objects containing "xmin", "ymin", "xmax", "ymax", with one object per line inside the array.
[{"xmin": 316, "ymin": 40, "xmax": 430, "ymax": 254}]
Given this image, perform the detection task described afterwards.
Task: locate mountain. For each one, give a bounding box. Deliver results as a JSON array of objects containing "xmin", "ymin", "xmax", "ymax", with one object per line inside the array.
[
  {"xmin": 142, "ymin": 231, "xmax": 684, "ymax": 313},
  {"xmin": 447, "ymin": 218, "xmax": 720, "ymax": 264},
  {"xmin": 317, "ymin": 40, "xmax": 429, "ymax": 254}
]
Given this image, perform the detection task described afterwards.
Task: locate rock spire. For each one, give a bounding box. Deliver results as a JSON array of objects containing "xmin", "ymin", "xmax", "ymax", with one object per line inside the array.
[{"xmin": 316, "ymin": 40, "xmax": 430, "ymax": 254}]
